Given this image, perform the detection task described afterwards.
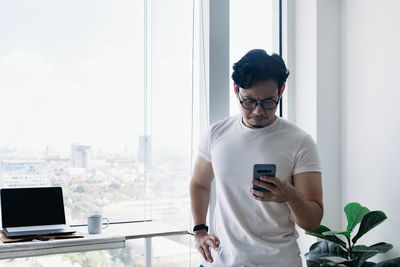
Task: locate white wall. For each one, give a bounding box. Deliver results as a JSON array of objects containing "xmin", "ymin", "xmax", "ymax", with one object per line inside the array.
[
  {"xmin": 316, "ymin": 0, "xmax": 342, "ymax": 230},
  {"xmin": 290, "ymin": 0, "xmax": 342, "ymax": 263},
  {"xmin": 290, "ymin": 0, "xmax": 319, "ymax": 260},
  {"xmin": 341, "ymin": 0, "xmax": 400, "ymax": 260},
  {"xmin": 293, "ymin": 0, "xmax": 317, "ymax": 140},
  {"xmin": 292, "ymin": 0, "xmax": 342, "ymax": 231}
]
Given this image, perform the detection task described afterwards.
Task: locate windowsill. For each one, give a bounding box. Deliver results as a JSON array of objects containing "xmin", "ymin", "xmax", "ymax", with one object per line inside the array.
[{"xmin": 0, "ymin": 221, "xmax": 188, "ymax": 260}]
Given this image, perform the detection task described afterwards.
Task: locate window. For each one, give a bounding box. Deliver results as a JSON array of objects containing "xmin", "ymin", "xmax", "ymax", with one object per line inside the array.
[
  {"xmin": 0, "ymin": 0, "xmax": 195, "ymax": 265},
  {"xmin": 229, "ymin": 0, "xmax": 280, "ymax": 116}
]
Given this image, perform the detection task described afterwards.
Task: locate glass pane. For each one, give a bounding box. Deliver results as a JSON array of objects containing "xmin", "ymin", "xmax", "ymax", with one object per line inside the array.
[
  {"xmin": 229, "ymin": 0, "xmax": 280, "ymax": 116},
  {"xmin": 0, "ymin": 0, "xmax": 195, "ymax": 265},
  {"xmin": 0, "ymin": 0, "xmax": 194, "ymax": 227},
  {"xmin": 147, "ymin": 0, "xmax": 193, "ymax": 228},
  {"xmin": 0, "ymin": 0, "xmax": 146, "ymax": 224}
]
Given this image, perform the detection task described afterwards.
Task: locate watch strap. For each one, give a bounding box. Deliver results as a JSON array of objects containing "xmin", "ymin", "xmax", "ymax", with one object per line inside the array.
[{"xmin": 193, "ymin": 224, "xmax": 208, "ymax": 233}]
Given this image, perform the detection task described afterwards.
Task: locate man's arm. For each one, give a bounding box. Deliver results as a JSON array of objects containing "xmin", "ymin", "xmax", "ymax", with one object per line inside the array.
[
  {"xmin": 251, "ymin": 172, "xmax": 323, "ymax": 232},
  {"xmin": 190, "ymin": 156, "xmax": 214, "ymax": 226},
  {"xmin": 190, "ymin": 155, "xmax": 220, "ymax": 263},
  {"xmin": 287, "ymin": 172, "xmax": 323, "ymax": 232}
]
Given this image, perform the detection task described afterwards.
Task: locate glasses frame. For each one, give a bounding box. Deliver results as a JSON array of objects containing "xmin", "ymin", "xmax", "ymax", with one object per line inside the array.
[{"xmin": 237, "ymin": 89, "xmax": 280, "ymax": 111}]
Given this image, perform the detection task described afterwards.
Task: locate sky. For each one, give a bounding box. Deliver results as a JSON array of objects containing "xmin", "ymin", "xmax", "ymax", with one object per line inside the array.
[{"xmin": 0, "ymin": 0, "xmax": 276, "ymax": 154}]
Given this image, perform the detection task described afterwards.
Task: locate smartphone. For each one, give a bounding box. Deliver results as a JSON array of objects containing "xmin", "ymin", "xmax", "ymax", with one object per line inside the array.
[{"xmin": 253, "ymin": 164, "xmax": 276, "ymax": 192}]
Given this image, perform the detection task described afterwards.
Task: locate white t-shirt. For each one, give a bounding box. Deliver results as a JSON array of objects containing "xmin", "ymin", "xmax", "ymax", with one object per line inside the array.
[{"xmin": 198, "ymin": 115, "xmax": 321, "ymax": 267}]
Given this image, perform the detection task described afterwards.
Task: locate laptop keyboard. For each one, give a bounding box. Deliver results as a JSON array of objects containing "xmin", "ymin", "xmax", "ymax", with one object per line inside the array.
[{"xmin": 6, "ymin": 224, "xmax": 66, "ymax": 232}]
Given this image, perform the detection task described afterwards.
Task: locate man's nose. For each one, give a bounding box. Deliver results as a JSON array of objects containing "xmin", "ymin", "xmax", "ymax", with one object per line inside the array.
[{"xmin": 252, "ymin": 103, "xmax": 264, "ymax": 115}]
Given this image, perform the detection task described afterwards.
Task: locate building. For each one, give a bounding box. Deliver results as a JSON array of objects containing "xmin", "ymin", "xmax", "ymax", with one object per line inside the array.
[
  {"xmin": 0, "ymin": 160, "xmax": 49, "ymax": 187},
  {"xmin": 71, "ymin": 144, "xmax": 91, "ymax": 169}
]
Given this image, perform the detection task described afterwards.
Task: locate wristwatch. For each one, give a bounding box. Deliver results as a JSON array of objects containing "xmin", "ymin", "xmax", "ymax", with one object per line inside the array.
[{"xmin": 193, "ymin": 224, "xmax": 208, "ymax": 233}]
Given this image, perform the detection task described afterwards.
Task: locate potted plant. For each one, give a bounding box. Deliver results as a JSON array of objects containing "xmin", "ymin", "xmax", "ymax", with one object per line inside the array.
[{"xmin": 305, "ymin": 202, "xmax": 400, "ymax": 267}]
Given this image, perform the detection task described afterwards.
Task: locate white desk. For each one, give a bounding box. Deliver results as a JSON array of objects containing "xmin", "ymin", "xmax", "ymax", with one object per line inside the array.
[
  {"xmin": 73, "ymin": 221, "xmax": 188, "ymax": 240},
  {"xmin": 0, "ymin": 221, "xmax": 188, "ymax": 266}
]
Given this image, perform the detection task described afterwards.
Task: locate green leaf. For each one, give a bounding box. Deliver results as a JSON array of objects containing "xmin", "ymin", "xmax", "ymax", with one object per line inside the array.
[
  {"xmin": 344, "ymin": 202, "xmax": 370, "ymax": 232},
  {"xmin": 306, "ymin": 258, "xmax": 348, "ymax": 267},
  {"xmin": 360, "ymin": 262, "xmax": 376, "ymax": 267},
  {"xmin": 305, "ymin": 240, "xmax": 349, "ymax": 261},
  {"xmin": 353, "ymin": 242, "xmax": 393, "ymax": 253},
  {"xmin": 310, "ymin": 241, "xmax": 322, "ymax": 252},
  {"xmin": 307, "ymin": 258, "xmax": 349, "ymax": 267},
  {"xmin": 353, "ymin": 242, "xmax": 393, "ymax": 265},
  {"xmin": 306, "ymin": 259, "xmax": 321, "ymax": 267},
  {"xmin": 321, "ymin": 263, "xmax": 343, "ymax": 267},
  {"xmin": 323, "ymin": 231, "xmax": 351, "ymax": 238},
  {"xmin": 352, "ymin": 211, "xmax": 387, "ymax": 244},
  {"xmin": 306, "ymin": 225, "xmax": 347, "ymax": 248},
  {"xmin": 323, "ymin": 262, "xmax": 349, "ymax": 267},
  {"xmin": 375, "ymin": 257, "xmax": 400, "ymax": 267}
]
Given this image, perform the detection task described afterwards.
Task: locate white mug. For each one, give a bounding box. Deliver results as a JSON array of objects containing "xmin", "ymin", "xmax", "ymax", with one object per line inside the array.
[{"xmin": 87, "ymin": 215, "xmax": 109, "ymax": 234}]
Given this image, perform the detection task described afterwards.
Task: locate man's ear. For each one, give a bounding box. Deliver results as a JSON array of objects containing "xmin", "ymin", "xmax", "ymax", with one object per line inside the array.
[
  {"xmin": 234, "ymin": 83, "xmax": 239, "ymax": 97},
  {"xmin": 279, "ymin": 84, "xmax": 286, "ymax": 97}
]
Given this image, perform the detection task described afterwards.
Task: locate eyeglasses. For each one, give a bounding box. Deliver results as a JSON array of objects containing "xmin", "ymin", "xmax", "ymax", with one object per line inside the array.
[{"xmin": 238, "ymin": 92, "xmax": 280, "ymax": 111}]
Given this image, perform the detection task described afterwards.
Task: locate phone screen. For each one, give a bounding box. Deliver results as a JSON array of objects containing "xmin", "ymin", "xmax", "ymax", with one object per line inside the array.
[{"xmin": 253, "ymin": 164, "xmax": 276, "ymax": 192}]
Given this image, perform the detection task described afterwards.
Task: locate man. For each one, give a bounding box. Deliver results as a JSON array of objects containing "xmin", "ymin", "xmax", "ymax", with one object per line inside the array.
[{"xmin": 190, "ymin": 49, "xmax": 323, "ymax": 267}]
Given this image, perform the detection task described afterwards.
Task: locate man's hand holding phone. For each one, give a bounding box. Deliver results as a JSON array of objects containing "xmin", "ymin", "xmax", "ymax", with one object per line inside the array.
[
  {"xmin": 194, "ymin": 230, "xmax": 220, "ymax": 264},
  {"xmin": 250, "ymin": 164, "xmax": 299, "ymax": 204}
]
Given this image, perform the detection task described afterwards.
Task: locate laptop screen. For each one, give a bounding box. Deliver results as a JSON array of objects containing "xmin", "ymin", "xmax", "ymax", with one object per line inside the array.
[{"xmin": 1, "ymin": 187, "xmax": 66, "ymax": 228}]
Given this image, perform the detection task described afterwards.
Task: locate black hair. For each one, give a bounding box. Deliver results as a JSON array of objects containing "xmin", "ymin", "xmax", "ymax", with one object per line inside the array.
[{"xmin": 231, "ymin": 49, "xmax": 289, "ymax": 92}]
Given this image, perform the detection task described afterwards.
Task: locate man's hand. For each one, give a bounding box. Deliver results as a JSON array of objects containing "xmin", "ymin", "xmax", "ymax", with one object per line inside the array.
[
  {"xmin": 194, "ymin": 230, "xmax": 220, "ymax": 264},
  {"xmin": 250, "ymin": 176, "xmax": 300, "ymax": 204},
  {"xmin": 250, "ymin": 172, "xmax": 324, "ymax": 232}
]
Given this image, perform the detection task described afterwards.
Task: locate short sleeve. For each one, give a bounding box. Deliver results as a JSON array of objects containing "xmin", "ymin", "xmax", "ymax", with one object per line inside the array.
[
  {"xmin": 197, "ymin": 126, "xmax": 212, "ymax": 162},
  {"xmin": 293, "ymin": 135, "xmax": 321, "ymax": 175}
]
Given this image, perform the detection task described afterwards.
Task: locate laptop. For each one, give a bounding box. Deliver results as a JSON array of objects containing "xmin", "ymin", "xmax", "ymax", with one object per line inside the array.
[{"xmin": 1, "ymin": 187, "xmax": 75, "ymax": 237}]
